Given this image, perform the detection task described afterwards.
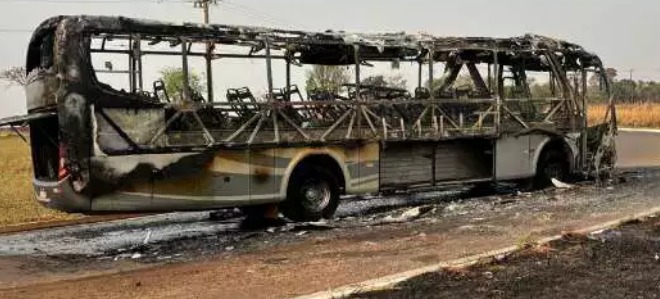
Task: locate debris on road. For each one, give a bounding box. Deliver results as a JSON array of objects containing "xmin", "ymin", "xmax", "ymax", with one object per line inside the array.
[
  {"xmin": 588, "ymin": 229, "xmax": 622, "ymax": 242},
  {"xmin": 381, "ymin": 206, "xmax": 433, "ymax": 223},
  {"xmin": 551, "ymin": 178, "xmax": 573, "ymax": 189},
  {"xmin": 142, "ymin": 230, "xmax": 152, "ymax": 245}
]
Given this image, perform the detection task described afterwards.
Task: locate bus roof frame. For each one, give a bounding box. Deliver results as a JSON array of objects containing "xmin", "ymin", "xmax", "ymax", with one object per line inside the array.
[{"xmin": 31, "ymin": 15, "xmax": 604, "ymax": 70}]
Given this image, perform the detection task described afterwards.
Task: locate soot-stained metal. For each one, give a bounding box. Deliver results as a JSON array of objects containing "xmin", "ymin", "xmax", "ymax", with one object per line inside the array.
[{"xmin": 11, "ymin": 15, "xmax": 616, "ymax": 211}]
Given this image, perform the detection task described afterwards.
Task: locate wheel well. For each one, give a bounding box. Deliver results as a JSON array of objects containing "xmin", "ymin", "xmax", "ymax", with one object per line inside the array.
[
  {"xmin": 538, "ymin": 138, "xmax": 573, "ymax": 171},
  {"xmin": 291, "ymin": 154, "xmax": 346, "ymax": 194}
]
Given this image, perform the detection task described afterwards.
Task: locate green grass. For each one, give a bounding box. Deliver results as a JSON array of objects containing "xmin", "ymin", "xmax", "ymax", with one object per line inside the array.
[{"xmin": 0, "ymin": 135, "xmax": 76, "ymax": 226}]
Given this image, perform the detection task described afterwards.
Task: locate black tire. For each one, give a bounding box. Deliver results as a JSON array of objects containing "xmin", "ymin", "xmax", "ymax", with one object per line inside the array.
[
  {"xmin": 534, "ymin": 150, "xmax": 569, "ymax": 189},
  {"xmin": 280, "ymin": 164, "xmax": 340, "ymax": 222}
]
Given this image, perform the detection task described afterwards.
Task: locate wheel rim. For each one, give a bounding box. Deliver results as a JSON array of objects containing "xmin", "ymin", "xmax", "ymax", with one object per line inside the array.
[{"xmin": 300, "ymin": 179, "xmax": 331, "ymax": 213}]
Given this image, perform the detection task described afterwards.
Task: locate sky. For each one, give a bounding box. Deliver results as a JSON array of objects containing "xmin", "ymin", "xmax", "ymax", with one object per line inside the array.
[{"xmin": 1, "ymin": 0, "xmax": 659, "ymax": 118}]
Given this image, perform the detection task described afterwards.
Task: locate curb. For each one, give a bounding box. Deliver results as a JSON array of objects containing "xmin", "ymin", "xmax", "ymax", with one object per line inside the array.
[{"xmin": 295, "ymin": 206, "xmax": 660, "ymax": 299}]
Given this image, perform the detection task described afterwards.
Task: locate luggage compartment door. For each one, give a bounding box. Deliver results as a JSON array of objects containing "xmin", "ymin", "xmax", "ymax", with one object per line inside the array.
[{"xmin": 380, "ymin": 143, "xmax": 434, "ymax": 187}]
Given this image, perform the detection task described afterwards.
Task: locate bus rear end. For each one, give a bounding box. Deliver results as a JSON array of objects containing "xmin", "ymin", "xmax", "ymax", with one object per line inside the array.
[{"xmin": 16, "ymin": 18, "xmax": 92, "ymax": 212}]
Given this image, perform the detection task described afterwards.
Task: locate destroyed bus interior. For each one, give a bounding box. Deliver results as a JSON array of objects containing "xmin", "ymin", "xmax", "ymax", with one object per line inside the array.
[
  {"xmin": 82, "ymin": 21, "xmax": 614, "ymax": 161},
  {"xmin": 4, "ymin": 16, "xmax": 616, "ymax": 217}
]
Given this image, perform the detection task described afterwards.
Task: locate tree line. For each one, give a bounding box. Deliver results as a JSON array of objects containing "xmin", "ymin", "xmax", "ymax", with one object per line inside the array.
[{"xmin": 529, "ymin": 68, "xmax": 660, "ymax": 103}]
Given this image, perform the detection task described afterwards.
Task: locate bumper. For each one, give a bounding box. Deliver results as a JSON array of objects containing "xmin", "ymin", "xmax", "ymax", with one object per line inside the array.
[{"xmin": 33, "ymin": 178, "xmax": 91, "ymax": 213}]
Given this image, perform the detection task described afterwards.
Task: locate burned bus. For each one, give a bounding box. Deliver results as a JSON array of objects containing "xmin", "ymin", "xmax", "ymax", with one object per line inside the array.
[{"xmin": 0, "ymin": 16, "xmax": 616, "ymax": 221}]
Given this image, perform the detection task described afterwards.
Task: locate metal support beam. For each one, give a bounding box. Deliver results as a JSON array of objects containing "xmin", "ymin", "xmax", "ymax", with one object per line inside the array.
[
  {"xmin": 128, "ymin": 36, "xmax": 135, "ymax": 93},
  {"xmin": 354, "ymin": 45, "xmax": 362, "ymax": 138},
  {"xmin": 418, "ymin": 60, "xmax": 423, "ymax": 89},
  {"xmin": 286, "ymin": 56, "xmax": 291, "ymax": 102},
  {"xmin": 581, "ymin": 67, "xmax": 588, "ymax": 170},
  {"xmin": 206, "ymin": 43, "xmax": 214, "ymax": 102},
  {"xmin": 135, "ymin": 35, "xmax": 144, "ymax": 91},
  {"xmin": 428, "ymin": 49, "xmax": 434, "ymax": 97},
  {"xmin": 265, "ymin": 39, "xmax": 274, "ymax": 101},
  {"xmin": 181, "ymin": 39, "xmax": 191, "ymax": 102},
  {"xmin": 493, "ymin": 50, "xmax": 501, "ymax": 132},
  {"xmin": 224, "ymin": 113, "xmax": 261, "ymax": 143}
]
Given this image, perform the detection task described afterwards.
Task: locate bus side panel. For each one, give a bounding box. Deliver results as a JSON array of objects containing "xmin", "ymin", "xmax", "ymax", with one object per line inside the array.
[
  {"xmin": 275, "ymin": 144, "xmax": 379, "ymax": 197},
  {"xmin": 157, "ymin": 149, "xmax": 283, "ymax": 204},
  {"xmin": 91, "ymin": 151, "xmax": 220, "ymax": 211},
  {"xmin": 91, "ymin": 149, "xmax": 280, "ymax": 211},
  {"xmin": 249, "ymin": 148, "xmax": 284, "ymax": 202},
  {"xmin": 92, "ymin": 144, "xmax": 380, "ymax": 212},
  {"xmin": 495, "ymin": 135, "xmax": 533, "ymax": 180},
  {"xmin": 348, "ymin": 142, "xmax": 379, "ymax": 194}
]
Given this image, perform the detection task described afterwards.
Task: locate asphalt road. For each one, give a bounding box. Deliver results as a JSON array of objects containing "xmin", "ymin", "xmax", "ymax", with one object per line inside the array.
[{"xmin": 616, "ymin": 129, "xmax": 660, "ymax": 168}]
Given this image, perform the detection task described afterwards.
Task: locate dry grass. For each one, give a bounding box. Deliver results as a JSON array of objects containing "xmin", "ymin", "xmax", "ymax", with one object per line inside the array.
[
  {"xmin": 589, "ymin": 103, "xmax": 660, "ymax": 128},
  {"xmin": 0, "ymin": 135, "xmax": 77, "ymax": 226}
]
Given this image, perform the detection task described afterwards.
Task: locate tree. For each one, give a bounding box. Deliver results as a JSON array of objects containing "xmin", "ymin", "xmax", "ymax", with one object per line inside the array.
[
  {"xmin": 425, "ymin": 74, "xmax": 475, "ymax": 91},
  {"xmin": 0, "ymin": 66, "xmax": 29, "ymax": 87},
  {"xmin": 605, "ymin": 68, "xmax": 618, "ymax": 81},
  {"xmin": 362, "ymin": 75, "xmax": 387, "ymax": 87},
  {"xmin": 386, "ymin": 74, "xmax": 407, "ymax": 89},
  {"xmin": 305, "ymin": 65, "xmax": 350, "ymax": 93},
  {"xmin": 159, "ymin": 67, "xmax": 205, "ymax": 101},
  {"xmin": 362, "ymin": 74, "xmax": 407, "ymax": 89}
]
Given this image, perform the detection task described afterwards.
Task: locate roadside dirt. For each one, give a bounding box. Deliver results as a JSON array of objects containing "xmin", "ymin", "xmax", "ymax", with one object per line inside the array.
[
  {"xmin": 351, "ymin": 218, "xmax": 660, "ymax": 299},
  {"xmin": 0, "ymin": 213, "xmax": 150, "ymax": 235},
  {"xmin": 1, "ymin": 170, "xmax": 660, "ymax": 299}
]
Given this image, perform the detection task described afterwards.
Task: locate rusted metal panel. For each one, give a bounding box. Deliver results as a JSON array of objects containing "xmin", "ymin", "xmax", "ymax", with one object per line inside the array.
[{"xmin": 0, "ymin": 111, "xmax": 56, "ymax": 127}]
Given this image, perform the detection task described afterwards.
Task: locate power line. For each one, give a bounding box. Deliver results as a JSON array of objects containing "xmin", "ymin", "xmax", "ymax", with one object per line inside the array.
[
  {"xmin": 191, "ymin": 0, "xmax": 219, "ymax": 102},
  {"xmin": 0, "ymin": 0, "xmax": 297, "ymax": 31},
  {"xmin": 222, "ymin": 0, "xmax": 298, "ymax": 28},
  {"xmin": 4, "ymin": 0, "xmax": 168, "ymax": 3}
]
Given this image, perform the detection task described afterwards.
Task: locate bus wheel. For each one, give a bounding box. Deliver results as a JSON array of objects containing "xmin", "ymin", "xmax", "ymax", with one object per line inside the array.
[
  {"xmin": 281, "ymin": 165, "xmax": 340, "ymax": 222},
  {"xmin": 534, "ymin": 150, "xmax": 568, "ymax": 189}
]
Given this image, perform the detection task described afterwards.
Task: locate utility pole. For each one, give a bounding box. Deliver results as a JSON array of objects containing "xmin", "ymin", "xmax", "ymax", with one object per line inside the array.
[
  {"xmin": 629, "ymin": 68, "xmax": 635, "ymax": 103},
  {"xmin": 193, "ymin": 0, "xmax": 218, "ymax": 102}
]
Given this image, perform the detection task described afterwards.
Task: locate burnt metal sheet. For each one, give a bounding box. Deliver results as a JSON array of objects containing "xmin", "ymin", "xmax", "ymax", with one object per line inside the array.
[
  {"xmin": 0, "ymin": 111, "xmax": 56, "ymax": 127},
  {"xmin": 31, "ymin": 15, "xmax": 603, "ymax": 69}
]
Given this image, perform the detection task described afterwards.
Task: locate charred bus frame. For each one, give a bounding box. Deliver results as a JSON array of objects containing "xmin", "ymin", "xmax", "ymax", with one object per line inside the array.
[{"xmin": 2, "ymin": 16, "xmax": 617, "ymax": 221}]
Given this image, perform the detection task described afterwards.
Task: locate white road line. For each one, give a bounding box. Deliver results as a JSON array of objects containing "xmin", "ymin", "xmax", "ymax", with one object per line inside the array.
[
  {"xmin": 619, "ymin": 127, "xmax": 660, "ymax": 133},
  {"xmin": 294, "ymin": 206, "xmax": 660, "ymax": 299}
]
